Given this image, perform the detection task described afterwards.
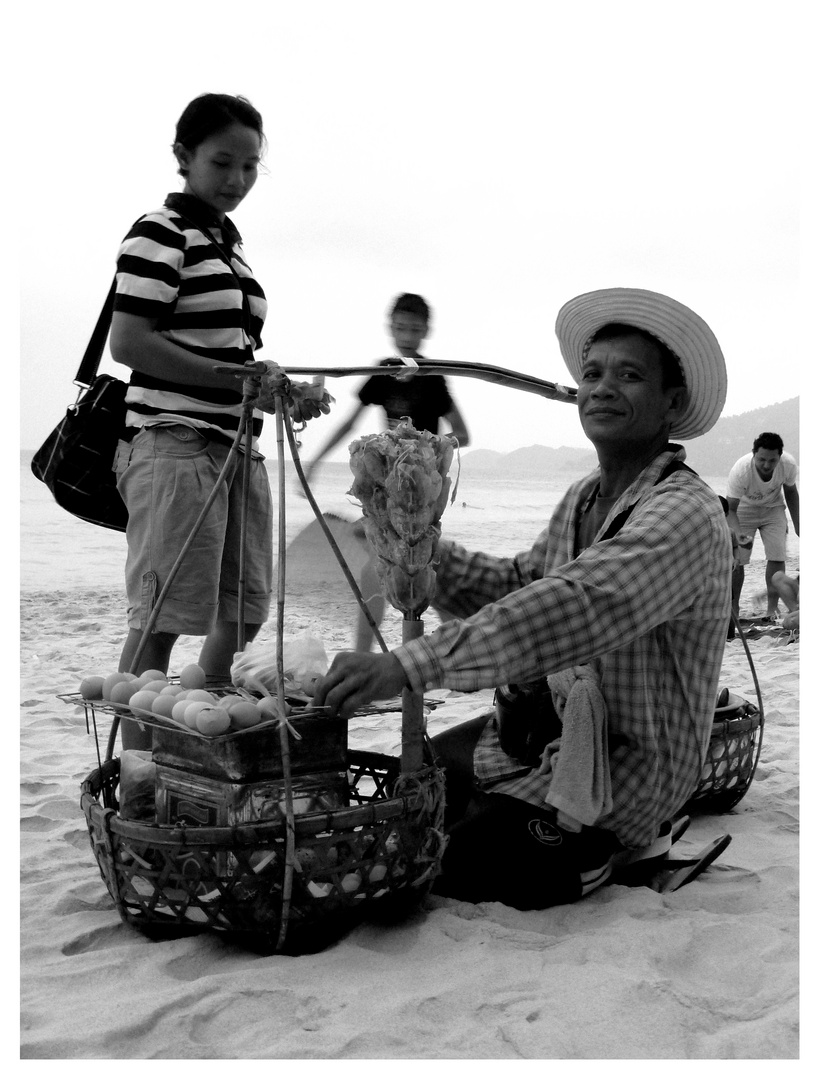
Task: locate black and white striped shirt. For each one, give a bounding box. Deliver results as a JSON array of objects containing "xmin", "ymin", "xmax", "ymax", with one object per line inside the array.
[{"xmin": 114, "ymin": 192, "xmax": 268, "ymax": 443}]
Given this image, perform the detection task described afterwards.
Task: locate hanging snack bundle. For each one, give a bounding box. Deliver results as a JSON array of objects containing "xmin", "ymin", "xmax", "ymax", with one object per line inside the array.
[{"xmin": 348, "ymin": 419, "xmax": 458, "ymax": 617}]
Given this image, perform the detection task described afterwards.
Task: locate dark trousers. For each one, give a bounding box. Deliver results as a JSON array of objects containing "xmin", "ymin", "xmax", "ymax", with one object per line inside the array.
[
  {"xmin": 432, "ymin": 789, "xmax": 619, "ymax": 909},
  {"xmin": 430, "ymin": 707, "xmax": 619, "ymax": 911}
]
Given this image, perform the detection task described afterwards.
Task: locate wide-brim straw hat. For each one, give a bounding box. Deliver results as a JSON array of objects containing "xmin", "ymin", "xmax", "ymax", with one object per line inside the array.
[{"xmin": 555, "ymin": 288, "xmax": 727, "ymax": 440}]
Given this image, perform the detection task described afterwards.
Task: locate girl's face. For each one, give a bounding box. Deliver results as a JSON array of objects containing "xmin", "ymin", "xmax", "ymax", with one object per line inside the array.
[{"xmin": 176, "ymin": 122, "xmax": 261, "ymax": 219}]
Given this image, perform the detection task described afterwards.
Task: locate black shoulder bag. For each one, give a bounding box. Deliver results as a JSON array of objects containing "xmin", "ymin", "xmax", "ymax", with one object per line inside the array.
[
  {"xmin": 30, "ymin": 283, "xmax": 129, "ymax": 531},
  {"xmin": 30, "ymin": 213, "xmax": 253, "ymax": 533}
]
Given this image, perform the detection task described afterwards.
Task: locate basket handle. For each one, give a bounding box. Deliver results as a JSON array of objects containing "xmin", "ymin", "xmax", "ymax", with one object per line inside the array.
[{"xmin": 730, "ymin": 608, "xmax": 766, "ymax": 776}]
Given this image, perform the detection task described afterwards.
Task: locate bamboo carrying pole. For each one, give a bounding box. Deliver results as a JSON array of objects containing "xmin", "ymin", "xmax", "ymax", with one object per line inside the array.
[
  {"xmin": 283, "ymin": 420, "xmax": 390, "ymax": 654},
  {"xmin": 272, "ymin": 360, "xmax": 577, "ymax": 405},
  {"xmin": 287, "ymin": 414, "xmax": 429, "ymax": 773},
  {"xmin": 273, "ymin": 397, "xmax": 297, "ymax": 950},
  {"xmin": 235, "ymin": 375, "xmax": 257, "ymax": 651},
  {"xmin": 400, "ymin": 618, "xmax": 426, "ymax": 773},
  {"xmin": 89, "ymin": 357, "xmax": 575, "ymax": 943}
]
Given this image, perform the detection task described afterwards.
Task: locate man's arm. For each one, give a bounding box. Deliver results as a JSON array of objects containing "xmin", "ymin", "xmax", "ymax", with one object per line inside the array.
[
  {"xmin": 425, "ymin": 539, "xmax": 530, "ymax": 621},
  {"xmin": 396, "ymin": 481, "xmax": 728, "ymax": 699},
  {"xmin": 726, "ymin": 497, "xmax": 743, "ymax": 542},
  {"xmin": 783, "ymin": 483, "xmax": 800, "ymax": 535}
]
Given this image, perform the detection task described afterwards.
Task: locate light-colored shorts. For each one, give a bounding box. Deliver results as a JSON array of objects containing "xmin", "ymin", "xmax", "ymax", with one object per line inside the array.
[
  {"xmin": 735, "ymin": 504, "xmax": 789, "ymax": 565},
  {"xmin": 114, "ymin": 425, "xmax": 273, "ymax": 635}
]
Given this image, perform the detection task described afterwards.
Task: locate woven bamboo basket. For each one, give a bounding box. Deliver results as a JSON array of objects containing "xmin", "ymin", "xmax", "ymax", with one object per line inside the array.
[
  {"xmin": 80, "ymin": 723, "xmax": 446, "ymax": 955},
  {"xmin": 685, "ymin": 694, "xmax": 763, "ymax": 814},
  {"xmin": 71, "ymin": 383, "xmax": 457, "ymax": 953}
]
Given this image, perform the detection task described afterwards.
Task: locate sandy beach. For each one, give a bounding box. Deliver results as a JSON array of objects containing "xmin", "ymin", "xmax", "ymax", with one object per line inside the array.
[{"xmin": 19, "ymin": 516, "xmax": 801, "ymax": 1062}]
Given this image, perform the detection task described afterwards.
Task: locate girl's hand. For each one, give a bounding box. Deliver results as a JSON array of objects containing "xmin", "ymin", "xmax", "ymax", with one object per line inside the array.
[
  {"xmin": 287, "ymin": 379, "xmax": 335, "ymax": 423},
  {"xmin": 254, "ymin": 362, "xmax": 334, "ymax": 421}
]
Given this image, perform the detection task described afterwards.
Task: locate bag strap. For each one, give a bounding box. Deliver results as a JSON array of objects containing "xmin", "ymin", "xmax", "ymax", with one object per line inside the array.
[
  {"xmin": 74, "ymin": 211, "xmax": 252, "ymax": 389},
  {"xmin": 172, "ymin": 212, "xmax": 254, "ymax": 340},
  {"xmin": 74, "ymin": 281, "xmax": 117, "ymax": 387},
  {"xmin": 599, "ymin": 458, "xmax": 696, "ymax": 542},
  {"xmin": 597, "ymin": 457, "xmax": 763, "ymax": 725}
]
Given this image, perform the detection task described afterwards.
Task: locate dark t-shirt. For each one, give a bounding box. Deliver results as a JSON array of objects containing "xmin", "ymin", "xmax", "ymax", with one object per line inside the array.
[{"xmin": 358, "ymin": 358, "xmax": 454, "ymax": 434}]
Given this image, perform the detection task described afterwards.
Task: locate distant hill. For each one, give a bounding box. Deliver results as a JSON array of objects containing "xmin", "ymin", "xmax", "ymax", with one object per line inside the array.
[
  {"xmin": 680, "ymin": 396, "xmax": 799, "ymax": 475},
  {"xmin": 459, "ymin": 444, "xmax": 597, "ymax": 480},
  {"xmin": 460, "ymin": 397, "xmax": 799, "ymax": 480},
  {"xmin": 22, "ymin": 397, "xmax": 799, "ymax": 481}
]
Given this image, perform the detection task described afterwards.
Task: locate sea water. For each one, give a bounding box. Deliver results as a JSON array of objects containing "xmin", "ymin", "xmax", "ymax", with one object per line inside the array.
[
  {"xmin": 19, "ymin": 458, "xmax": 572, "ymax": 592},
  {"xmin": 19, "ymin": 456, "xmax": 746, "ymax": 594}
]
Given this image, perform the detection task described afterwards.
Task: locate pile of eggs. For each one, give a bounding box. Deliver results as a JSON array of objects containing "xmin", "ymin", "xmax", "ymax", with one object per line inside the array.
[{"xmin": 78, "ymin": 663, "xmax": 284, "ymax": 736}]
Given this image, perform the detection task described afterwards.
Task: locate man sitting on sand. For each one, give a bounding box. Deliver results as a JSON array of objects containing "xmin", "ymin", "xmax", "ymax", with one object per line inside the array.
[{"xmin": 314, "ymin": 288, "xmax": 732, "ymax": 909}]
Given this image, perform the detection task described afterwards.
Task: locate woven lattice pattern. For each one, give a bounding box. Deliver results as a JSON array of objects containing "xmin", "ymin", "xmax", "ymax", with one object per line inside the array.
[
  {"xmin": 81, "ymin": 752, "xmax": 446, "ymax": 953},
  {"xmin": 686, "ymin": 705, "xmax": 762, "ymax": 813}
]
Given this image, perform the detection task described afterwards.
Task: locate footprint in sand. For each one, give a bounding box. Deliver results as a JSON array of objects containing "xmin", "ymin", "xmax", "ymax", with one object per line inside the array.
[
  {"xmin": 53, "ymin": 884, "xmax": 118, "ymax": 915},
  {"xmin": 64, "ymin": 827, "xmax": 92, "ymax": 850},
  {"xmin": 20, "ymin": 781, "xmax": 62, "ymax": 797},
  {"xmin": 21, "ymin": 815, "xmax": 60, "ymax": 833},
  {"xmin": 61, "ymin": 923, "xmax": 128, "ymax": 956},
  {"xmin": 187, "ymin": 988, "xmax": 330, "ymax": 1044}
]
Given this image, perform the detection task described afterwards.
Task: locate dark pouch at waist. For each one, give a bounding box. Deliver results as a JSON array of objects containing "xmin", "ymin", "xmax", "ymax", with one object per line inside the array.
[{"xmin": 494, "ymin": 680, "xmax": 563, "ymax": 767}]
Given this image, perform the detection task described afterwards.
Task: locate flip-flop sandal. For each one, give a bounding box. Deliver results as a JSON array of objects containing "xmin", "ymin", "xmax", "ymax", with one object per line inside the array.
[
  {"xmin": 650, "ymin": 834, "xmax": 733, "ymax": 893},
  {"xmin": 612, "ymin": 822, "xmax": 731, "ymax": 892},
  {"xmin": 610, "ymin": 816, "xmax": 691, "ymax": 886}
]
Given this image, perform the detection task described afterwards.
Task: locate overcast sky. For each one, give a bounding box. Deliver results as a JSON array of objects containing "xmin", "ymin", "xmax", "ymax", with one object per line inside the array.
[{"xmin": 17, "ymin": 0, "xmax": 809, "ymax": 464}]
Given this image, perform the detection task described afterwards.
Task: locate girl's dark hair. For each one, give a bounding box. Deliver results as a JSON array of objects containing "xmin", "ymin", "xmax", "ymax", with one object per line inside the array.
[
  {"xmin": 390, "ymin": 293, "xmax": 431, "ymax": 321},
  {"xmin": 174, "ymin": 93, "xmax": 265, "ymax": 175},
  {"xmin": 586, "ymin": 322, "xmax": 685, "ymax": 390}
]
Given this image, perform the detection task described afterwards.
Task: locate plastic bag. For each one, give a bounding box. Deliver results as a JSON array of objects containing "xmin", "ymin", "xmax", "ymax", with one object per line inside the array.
[
  {"xmin": 230, "ymin": 632, "xmax": 329, "ymax": 697},
  {"xmin": 118, "ymin": 749, "xmax": 157, "ymax": 821}
]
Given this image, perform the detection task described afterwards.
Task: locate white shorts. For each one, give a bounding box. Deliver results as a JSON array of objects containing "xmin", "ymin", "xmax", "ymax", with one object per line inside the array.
[{"xmin": 735, "ymin": 504, "xmax": 789, "ymax": 565}]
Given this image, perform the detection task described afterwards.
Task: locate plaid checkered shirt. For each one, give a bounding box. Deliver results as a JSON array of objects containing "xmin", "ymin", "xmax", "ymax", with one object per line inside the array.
[{"xmin": 394, "ymin": 446, "xmax": 732, "ymax": 849}]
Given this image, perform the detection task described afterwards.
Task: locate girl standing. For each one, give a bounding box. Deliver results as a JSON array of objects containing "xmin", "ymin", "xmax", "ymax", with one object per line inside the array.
[{"xmin": 110, "ymin": 93, "xmax": 321, "ymax": 749}]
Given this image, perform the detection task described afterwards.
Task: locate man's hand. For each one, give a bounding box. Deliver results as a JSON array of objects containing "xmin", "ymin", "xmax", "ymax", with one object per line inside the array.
[
  {"xmin": 728, "ymin": 527, "xmax": 740, "ymax": 567},
  {"xmin": 312, "ymin": 651, "xmax": 409, "ymax": 720}
]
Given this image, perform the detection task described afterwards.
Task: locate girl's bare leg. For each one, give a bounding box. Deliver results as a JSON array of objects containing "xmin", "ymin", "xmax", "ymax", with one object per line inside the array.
[
  {"xmin": 117, "ymin": 628, "xmax": 178, "ymax": 750},
  {"xmin": 198, "ymin": 620, "xmax": 263, "ymax": 680}
]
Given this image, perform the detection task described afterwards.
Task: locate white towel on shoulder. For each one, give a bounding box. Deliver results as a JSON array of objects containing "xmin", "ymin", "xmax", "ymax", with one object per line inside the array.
[{"xmin": 540, "ymin": 664, "xmax": 613, "ymax": 830}]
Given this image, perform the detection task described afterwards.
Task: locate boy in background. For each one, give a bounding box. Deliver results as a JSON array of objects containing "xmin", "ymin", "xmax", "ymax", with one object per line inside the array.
[{"xmin": 305, "ymin": 293, "xmax": 470, "ymax": 650}]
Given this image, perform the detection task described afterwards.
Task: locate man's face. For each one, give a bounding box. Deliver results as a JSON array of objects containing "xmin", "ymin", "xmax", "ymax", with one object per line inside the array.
[
  {"xmin": 577, "ymin": 333, "xmax": 684, "ymax": 451},
  {"xmin": 389, "ymin": 312, "xmax": 428, "ymax": 356},
  {"xmin": 752, "ymin": 447, "xmax": 781, "ymax": 479}
]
